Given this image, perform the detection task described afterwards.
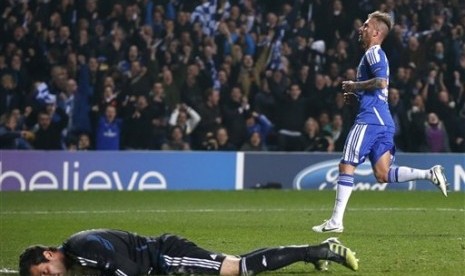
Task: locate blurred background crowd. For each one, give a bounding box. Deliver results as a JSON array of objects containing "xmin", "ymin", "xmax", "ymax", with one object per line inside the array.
[{"xmin": 0, "ymin": 0, "xmax": 464, "ymax": 152}]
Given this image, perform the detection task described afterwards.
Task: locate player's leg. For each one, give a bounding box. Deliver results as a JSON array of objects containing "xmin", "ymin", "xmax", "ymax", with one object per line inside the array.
[
  {"xmin": 313, "ymin": 123, "xmax": 372, "ymax": 233},
  {"xmin": 374, "ymin": 157, "xmax": 448, "ymax": 196},
  {"xmin": 372, "ymin": 148, "xmax": 429, "ymax": 183},
  {"xmin": 157, "ymin": 234, "xmax": 226, "ymax": 275},
  {"xmin": 232, "ymin": 239, "xmax": 358, "ymax": 275},
  {"xmin": 371, "ymin": 136, "xmax": 448, "ymax": 196},
  {"xmin": 372, "ymin": 150, "xmax": 392, "ymax": 183},
  {"xmin": 316, "ymin": 162, "xmax": 356, "ymax": 232},
  {"xmin": 238, "ymin": 245, "xmax": 311, "ymax": 274},
  {"xmin": 387, "ymin": 163, "xmax": 448, "ymax": 195},
  {"xmin": 219, "ymin": 256, "xmax": 240, "ymax": 275}
]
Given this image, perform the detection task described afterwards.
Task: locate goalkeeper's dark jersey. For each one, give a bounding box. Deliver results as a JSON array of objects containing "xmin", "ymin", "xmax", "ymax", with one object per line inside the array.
[
  {"xmin": 61, "ymin": 229, "xmax": 225, "ymax": 276},
  {"xmin": 62, "ymin": 229, "xmax": 160, "ymax": 276}
]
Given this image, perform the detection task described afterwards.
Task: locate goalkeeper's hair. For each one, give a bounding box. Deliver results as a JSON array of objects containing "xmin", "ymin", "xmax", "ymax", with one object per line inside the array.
[
  {"xmin": 368, "ymin": 11, "xmax": 393, "ymax": 33},
  {"xmin": 19, "ymin": 245, "xmax": 59, "ymax": 276}
]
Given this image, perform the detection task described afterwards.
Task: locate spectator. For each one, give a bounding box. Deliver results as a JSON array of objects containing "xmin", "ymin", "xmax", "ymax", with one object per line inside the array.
[
  {"xmin": 406, "ymin": 95, "xmax": 428, "ymax": 152},
  {"xmin": 0, "ymin": 73, "xmax": 25, "ymax": 117},
  {"xmin": 221, "ymin": 86, "xmax": 249, "ymax": 147},
  {"xmin": 216, "ymin": 68, "xmax": 231, "ymax": 104},
  {"xmin": 119, "ymin": 45, "xmax": 142, "ymax": 77},
  {"xmin": 0, "ymin": 112, "xmax": 33, "ymax": 150},
  {"xmin": 383, "ymin": 23, "xmax": 404, "ymax": 74},
  {"xmin": 41, "ymin": 94, "xmax": 68, "ymax": 134},
  {"xmin": 308, "ymin": 73, "xmax": 336, "ymax": 118},
  {"xmin": 429, "ymin": 41, "xmax": 448, "ymax": 72},
  {"xmin": 9, "ymin": 108, "xmax": 28, "ymax": 132},
  {"xmin": 87, "ymin": 57, "xmax": 105, "ymax": 91},
  {"xmin": 102, "ymin": 27, "xmax": 128, "ymax": 68},
  {"xmin": 33, "ymin": 110, "xmax": 68, "ymax": 150},
  {"xmin": 434, "ymin": 90, "xmax": 458, "ymax": 145},
  {"xmin": 47, "ymin": 65, "xmax": 68, "ymax": 97},
  {"xmin": 65, "ymin": 60, "xmax": 94, "ymax": 136},
  {"xmin": 331, "ymin": 92, "xmax": 355, "ymax": 136},
  {"xmin": 8, "ymin": 54, "xmax": 31, "ymax": 95},
  {"xmin": 180, "ymin": 64, "xmax": 209, "ymax": 111},
  {"xmin": 77, "ymin": 132, "xmax": 92, "ymax": 150},
  {"xmin": 301, "ymin": 117, "xmax": 331, "ymax": 152},
  {"xmin": 327, "ymin": 62, "xmax": 344, "ymax": 92},
  {"xmin": 389, "ymin": 88, "xmax": 410, "ymax": 151},
  {"xmin": 245, "ymin": 111, "xmax": 273, "ymax": 147},
  {"xmin": 148, "ymin": 81, "xmax": 169, "ymax": 150},
  {"xmin": 91, "ymin": 85, "xmax": 119, "ymax": 119},
  {"xmin": 240, "ymin": 131, "xmax": 267, "ymax": 151},
  {"xmin": 161, "ymin": 67, "xmax": 181, "ymax": 112},
  {"xmin": 293, "ymin": 65, "xmax": 313, "ymax": 98},
  {"xmin": 95, "ymin": 105, "xmax": 122, "ymax": 150},
  {"xmin": 65, "ymin": 52, "xmax": 79, "ymax": 82},
  {"xmin": 121, "ymin": 95, "xmax": 153, "ymax": 150},
  {"xmin": 317, "ymin": 111, "xmax": 332, "ymax": 135},
  {"xmin": 194, "ymin": 89, "xmax": 222, "ymax": 149},
  {"xmin": 219, "ymin": 19, "xmax": 256, "ymax": 57},
  {"xmin": 122, "ymin": 59, "xmax": 156, "ymax": 99},
  {"xmin": 254, "ymin": 73, "xmax": 277, "ymax": 125},
  {"xmin": 328, "ymin": 113, "xmax": 346, "ymax": 152},
  {"xmin": 236, "ymin": 54, "xmax": 264, "ymax": 101},
  {"xmin": 76, "ymin": 29, "xmax": 94, "ymax": 59},
  {"xmin": 425, "ymin": 112, "xmax": 450, "ymax": 153},
  {"xmin": 326, "ymin": 0, "xmax": 351, "ymax": 47},
  {"xmin": 421, "ymin": 67, "xmax": 447, "ymax": 113},
  {"xmin": 266, "ymin": 69, "xmax": 289, "ymax": 102},
  {"xmin": 273, "ymin": 83, "xmax": 309, "ymax": 151},
  {"xmin": 56, "ymin": 78, "xmax": 74, "ymax": 134},
  {"xmin": 215, "ymin": 126, "xmax": 236, "ymax": 151},
  {"xmin": 161, "ymin": 125, "xmax": 191, "ymax": 151},
  {"xmin": 168, "ymin": 103, "xmax": 201, "ymax": 143},
  {"xmin": 201, "ymin": 131, "xmax": 219, "ymax": 151},
  {"xmin": 400, "ymin": 36, "xmax": 427, "ymax": 75},
  {"xmin": 65, "ymin": 136, "xmax": 79, "ymax": 151},
  {"xmin": 391, "ymin": 66, "xmax": 416, "ymax": 103}
]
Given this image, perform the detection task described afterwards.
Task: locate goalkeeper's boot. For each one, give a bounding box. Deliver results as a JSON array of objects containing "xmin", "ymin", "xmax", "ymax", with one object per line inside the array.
[
  {"xmin": 312, "ymin": 220, "xmax": 344, "ymax": 233},
  {"xmin": 319, "ymin": 237, "xmax": 358, "ymax": 271},
  {"xmin": 430, "ymin": 165, "xmax": 449, "ymax": 197},
  {"xmin": 311, "ymin": 237, "xmax": 339, "ymax": 271}
]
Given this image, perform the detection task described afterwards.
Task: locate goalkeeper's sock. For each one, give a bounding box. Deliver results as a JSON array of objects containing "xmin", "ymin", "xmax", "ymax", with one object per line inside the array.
[
  {"xmin": 330, "ymin": 174, "xmax": 354, "ymax": 226},
  {"xmin": 239, "ymin": 245, "xmax": 324, "ymax": 275},
  {"xmin": 388, "ymin": 167, "xmax": 430, "ymax": 183}
]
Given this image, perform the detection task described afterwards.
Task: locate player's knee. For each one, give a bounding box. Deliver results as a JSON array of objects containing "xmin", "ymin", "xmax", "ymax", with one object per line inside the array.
[
  {"xmin": 374, "ymin": 171, "xmax": 389, "ymax": 183},
  {"xmin": 220, "ymin": 256, "xmax": 240, "ymax": 276}
]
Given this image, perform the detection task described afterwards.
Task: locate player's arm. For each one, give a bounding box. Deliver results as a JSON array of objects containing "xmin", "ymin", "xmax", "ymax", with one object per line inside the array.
[
  {"xmin": 65, "ymin": 238, "xmax": 141, "ymax": 276},
  {"xmin": 342, "ymin": 78, "xmax": 387, "ymax": 93},
  {"xmin": 72, "ymin": 251, "xmax": 140, "ymax": 276},
  {"xmin": 343, "ymin": 47, "xmax": 389, "ymax": 93}
]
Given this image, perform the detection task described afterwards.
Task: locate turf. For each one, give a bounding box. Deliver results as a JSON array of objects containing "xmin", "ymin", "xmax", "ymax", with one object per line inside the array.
[{"xmin": 0, "ymin": 190, "xmax": 464, "ymax": 275}]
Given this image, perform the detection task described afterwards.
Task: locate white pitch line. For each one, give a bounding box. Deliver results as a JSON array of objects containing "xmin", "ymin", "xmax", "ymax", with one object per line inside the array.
[
  {"xmin": 0, "ymin": 207, "xmax": 463, "ymax": 215},
  {"xmin": 0, "ymin": 268, "xmax": 18, "ymax": 274}
]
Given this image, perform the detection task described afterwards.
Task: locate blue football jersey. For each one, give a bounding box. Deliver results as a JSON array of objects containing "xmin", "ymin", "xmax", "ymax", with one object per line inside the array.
[{"xmin": 355, "ymin": 45, "xmax": 394, "ymax": 127}]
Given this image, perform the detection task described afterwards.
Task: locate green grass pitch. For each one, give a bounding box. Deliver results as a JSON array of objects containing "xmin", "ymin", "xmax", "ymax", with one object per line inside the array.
[{"xmin": 1, "ymin": 190, "xmax": 464, "ymax": 275}]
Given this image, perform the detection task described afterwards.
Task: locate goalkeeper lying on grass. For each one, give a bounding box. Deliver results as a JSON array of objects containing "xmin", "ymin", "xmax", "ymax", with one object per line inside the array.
[{"xmin": 19, "ymin": 228, "xmax": 358, "ymax": 275}]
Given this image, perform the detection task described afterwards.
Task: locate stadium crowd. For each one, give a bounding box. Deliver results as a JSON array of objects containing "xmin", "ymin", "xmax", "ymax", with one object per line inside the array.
[{"xmin": 0, "ymin": 0, "xmax": 464, "ymax": 152}]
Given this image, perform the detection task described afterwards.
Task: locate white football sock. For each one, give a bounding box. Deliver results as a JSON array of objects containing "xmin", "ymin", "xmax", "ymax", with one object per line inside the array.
[
  {"xmin": 330, "ymin": 174, "xmax": 354, "ymax": 226},
  {"xmin": 388, "ymin": 166, "xmax": 431, "ymax": 183}
]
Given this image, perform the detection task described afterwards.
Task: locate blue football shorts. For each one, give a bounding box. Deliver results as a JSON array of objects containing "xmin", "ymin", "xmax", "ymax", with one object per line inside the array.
[{"xmin": 341, "ymin": 123, "xmax": 395, "ymax": 166}]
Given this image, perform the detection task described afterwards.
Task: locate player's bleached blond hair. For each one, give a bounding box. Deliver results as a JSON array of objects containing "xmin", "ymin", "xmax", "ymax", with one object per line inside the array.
[{"xmin": 368, "ymin": 11, "xmax": 393, "ymax": 33}]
